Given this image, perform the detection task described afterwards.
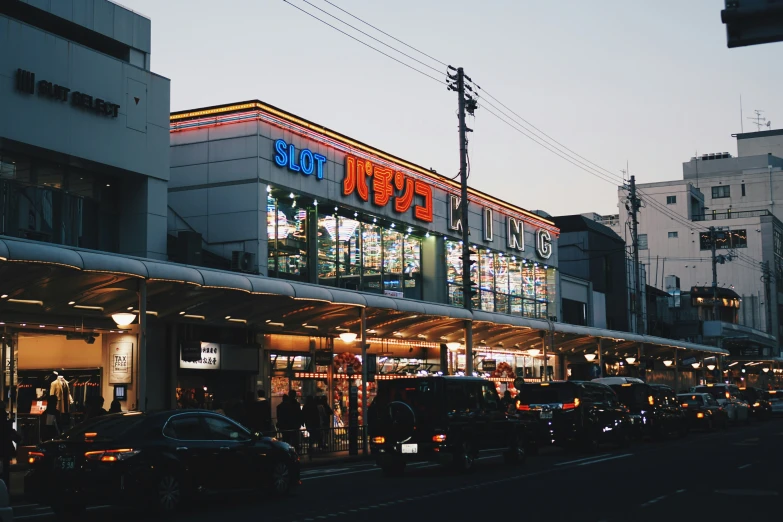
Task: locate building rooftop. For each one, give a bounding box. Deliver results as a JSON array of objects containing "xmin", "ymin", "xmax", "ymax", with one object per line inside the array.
[{"xmin": 552, "ymin": 214, "xmax": 624, "ymax": 242}]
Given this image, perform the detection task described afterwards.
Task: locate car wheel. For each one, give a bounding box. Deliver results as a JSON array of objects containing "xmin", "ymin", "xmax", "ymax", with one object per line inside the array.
[
  {"xmin": 504, "ymin": 433, "xmax": 526, "ymax": 465},
  {"xmin": 454, "ymin": 440, "xmax": 477, "ymax": 472},
  {"xmin": 51, "ymin": 503, "xmax": 86, "ymax": 519},
  {"xmin": 380, "ymin": 458, "xmax": 406, "ymax": 477},
  {"xmin": 270, "ymin": 461, "xmax": 293, "ymax": 496},
  {"xmin": 156, "ymin": 473, "xmax": 183, "ymax": 514}
]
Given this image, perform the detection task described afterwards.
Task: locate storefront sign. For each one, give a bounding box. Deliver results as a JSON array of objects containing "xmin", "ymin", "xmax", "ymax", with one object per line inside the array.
[
  {"xmin": 482, "ymin": 359, "xmax": 497, "ymax": 372},
  {"xmin": 507, "ymin": 217, "xmax": 524, "ymax": 251},
  {"xmin": 181, "ymin": 341, "xmax": 202, "ymax": 362},
  {"xmin": 109, "ymin": 342, "xmax": 133, "ymax": 384},
  {"xmin": 4, "ymin": 351, "xmax": 17, "ymax": 387},
  {"xmin": 179, "ymin": 342, "xmax": 221, "ymax": 370},
  {"xmin": 483, "ymin": 208, "xmax": 494, "ymax": 241},
  {"xmin": 536, "ymin": 229, "xmax": 553, "ymax": 259},
  {"xmin": 384, "ymin": 289, "xmax": 403, "ymax": 298},
  {"xmin": 343, "ymin": 155, "xmax": 433, "ymax": 222},
  {"xmin": 314, "ymin": 351, "xmax": 333, "ymax": 366},
  {"xmin": 273, "ymin": 139, "xmax": 326, "ymax": 179},
  {"xmin": 15, "ymin": 68, "xmax": 121, "ymax": 117}
]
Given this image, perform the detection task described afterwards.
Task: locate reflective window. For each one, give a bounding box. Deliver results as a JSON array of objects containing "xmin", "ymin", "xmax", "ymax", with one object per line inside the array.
[
  {"xmin": 204, "ymin": 415, "xmax": 251, "ymax": 441},
  {"xmin": 268, "ymin": 194, "xmax": 309, "ymax": 281},
  {"xmin": 163, "ymin": 414, "xmax": 210, "ymax": 441}
]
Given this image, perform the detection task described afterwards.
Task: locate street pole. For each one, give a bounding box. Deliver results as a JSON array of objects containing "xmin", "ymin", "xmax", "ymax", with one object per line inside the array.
[
  {"xmin": 360, "ymin": 308, "xmax": 367, "ymax": 456},
  {"xmin": 710, "ymin": 226, "xmax": 719, "ymax": 321},
  {"xmin": 762, "ymin": 261, "xmax": 772, "ymax": 334},
  {"xmin": 629, "ymin": 175, "xmax": 643, "ymax": 334},
  {"xmin": 449, "ymin": 65, "xmax": 476, "ymax": 375}
]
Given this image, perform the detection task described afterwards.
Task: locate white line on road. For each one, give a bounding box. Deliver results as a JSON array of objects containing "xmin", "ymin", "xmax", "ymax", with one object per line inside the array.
[
  {"xmin": 577, "ymin": 453, "xmax": 632, "ymax": 466},
  {"xmin": 555, "ymin": 454, "xmax": 611, "ymax": 466},
  {"xmin": 738, "ymin": 463, "xmax": 752, "ymax": 470},
  {"xmin": 676, "ymin": 489, "xmax": 686, "ymax": 494},
  {"xmin": 641, "ymin": 495, "xmax": 668, "ymax": 507}
]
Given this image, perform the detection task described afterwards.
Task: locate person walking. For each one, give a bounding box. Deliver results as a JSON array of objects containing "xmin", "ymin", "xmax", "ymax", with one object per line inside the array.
[
  {"xmin": 318, "ymin": 396, "xmax": 333, "ymax": 449},
  {"xmin": 302, "ymin": 396, "xmax": 321, "ymax": 453},
  {"xmin": 281, "ymin": 390, "xmax": 303, "ymax": 452},
  {"xmin": 108, "ymin": 400, "xmax": 122, "ymax": 414},
  {"xmin": 257, "ymin": 389, "xmax": 272, "ymax": 435}
]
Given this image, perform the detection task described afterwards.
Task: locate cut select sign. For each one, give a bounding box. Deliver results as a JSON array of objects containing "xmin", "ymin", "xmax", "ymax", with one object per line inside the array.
[{"xmin": 15, "ymin": 68, "xmax": 120, "ymax": 118}]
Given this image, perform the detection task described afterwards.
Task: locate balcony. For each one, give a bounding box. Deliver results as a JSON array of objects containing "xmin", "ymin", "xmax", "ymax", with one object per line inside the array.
[{"xmin": 692, "ymin": 209, "xmax": 771, "ymax": 221}]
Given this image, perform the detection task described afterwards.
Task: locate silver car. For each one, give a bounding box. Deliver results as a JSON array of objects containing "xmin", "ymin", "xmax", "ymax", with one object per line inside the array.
[{"xmin": 691, "ymin": 384, "xmax": 750, "ymax": 423}]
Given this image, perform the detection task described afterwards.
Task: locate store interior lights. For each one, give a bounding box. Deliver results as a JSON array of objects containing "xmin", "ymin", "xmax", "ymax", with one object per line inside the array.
[
  {"xmin": 763, "ymin": 367, "xmax": 770, "ymax": 373},
  {"xmin": 8, "ymin": 298, "xmax": 44, "ymax": 306},
  {"xmin": 446, "ymin": 342, "xmax": 461, "ymax": 351},
  {"xmin": 111, "ymin": 313, "xmax": 136, "ymax": 327},
  {"xmin": 707, "ymin": 364, "xmax": 716, "ymax": 371},
  {"xmin": 527, "ymin": 348, "xmax": 541, "ymax": 356},
  {"xmin": 625, "ymin": 357, "xmax": 636, "ymax": 364},
  {"xmin": 691, "ymin": 362, "xmax": 701, "ymax": 369},
  {"xmin": 338, "ymin": 332, "xmax": 357, "ymax": 343},
  {"xmin": 584, "ymin": 353, "xmax": 597, "ymax": 362},
  {"xmin": 663, "ymin": 360, "xmax": 673, "ymax": 367}
]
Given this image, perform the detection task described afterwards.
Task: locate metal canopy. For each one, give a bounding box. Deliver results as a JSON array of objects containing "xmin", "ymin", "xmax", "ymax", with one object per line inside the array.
[{"xmin": 0, "ymin": 237, "xmax": 728, "ymax": 356}]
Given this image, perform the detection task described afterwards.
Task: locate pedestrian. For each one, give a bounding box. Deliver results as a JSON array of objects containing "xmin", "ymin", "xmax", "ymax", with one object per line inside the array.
[
  {"xmin": 0, "ymin": 401, "xmax": 20, "ymax": 488},
  {"xmin": 281, "ymin": 390, "xmax": 304, "ymax": 451},
  {"xmin": 500, "ymin": 390, "xmax": 514, "ymax": 413},
  {"xmin": 84, "ymin": 396, "xmax": 107, "ymax": 422},
  {"xmin": 318, "ymin": 396, "xmax": 333, "ymax": 449},
  {"xmin": 108, "ymin": 400, "xmax": 122, "ymax": 414},
  {"xmin": 302, "ymin": 396, "xmax": 321, "ymax": 452}
]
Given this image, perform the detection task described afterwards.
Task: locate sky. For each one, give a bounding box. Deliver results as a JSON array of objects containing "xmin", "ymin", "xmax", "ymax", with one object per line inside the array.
[{"xmin": 121, "ymin": 0, "xmax": 783, "ymax": 217}]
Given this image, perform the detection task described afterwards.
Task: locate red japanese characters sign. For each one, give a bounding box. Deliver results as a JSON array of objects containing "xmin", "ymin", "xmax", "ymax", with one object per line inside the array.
[{"xmin": 343, "ymin": 155, "xmax": 433, "ymax": 222}]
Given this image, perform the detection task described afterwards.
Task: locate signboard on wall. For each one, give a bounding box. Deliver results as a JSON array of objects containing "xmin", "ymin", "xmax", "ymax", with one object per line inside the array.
[
  {"xmin": 109, "ymin": 342, "xmax": 133, "ymax": 384},
  {"xmin": 5, "ymin": 351, "xmax": 17, "ymax": 387},
  {"xmin": 179, "ymin": 342, "xmax": 221, "ymax": 370},
  {"xmin": 181, "ymin": 341, "xmax": 202, "ymax": 362}
]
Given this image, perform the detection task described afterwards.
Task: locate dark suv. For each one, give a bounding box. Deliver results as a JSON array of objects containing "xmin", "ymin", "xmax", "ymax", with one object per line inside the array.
[
  {"xmin": 515, "ymin": 381, "xmax": 631, "ymax": 452},
  {"xmin": 742, "ymin": 387, "xmax": 772, "ymax": 420},
  {"xmin": 368, "ymin": 376, "xmax": 527, "ymax": 476}
]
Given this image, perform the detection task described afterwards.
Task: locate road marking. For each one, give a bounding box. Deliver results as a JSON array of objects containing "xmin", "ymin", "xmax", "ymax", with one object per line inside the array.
[
  {"xmin": 577, "ymin": 453, "xmax": 632, "ymax": 466},
  {"xmin": 676, "ymin": 489, "xmax": 686, "ymax": 494},
  {"xmin": 641, "ymin": 494, "xmax": 668, "ymax": 507},
  {"xmin": 738, "ymin": 463, "xmax": 752, "ymax": 470},
  {"xmin": 555, "ymin": 454, "xmax": 612, "ymax": 466},
  {"xmin": 714, "ymin": 489, "xmax": 780, "ymax": 497}
]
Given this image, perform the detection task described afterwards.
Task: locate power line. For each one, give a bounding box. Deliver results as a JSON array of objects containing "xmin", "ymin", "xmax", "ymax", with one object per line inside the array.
[
  {"xmin": 320, "ymin": 0, "xmax": 450, "ymax": 67},
  {"xmin": 282, "ymin": 0, "xmax": 447, "ymax": 86},
  {"xmin": 300, "ymin": 0, "xmax": 443, "ymax": 75}
]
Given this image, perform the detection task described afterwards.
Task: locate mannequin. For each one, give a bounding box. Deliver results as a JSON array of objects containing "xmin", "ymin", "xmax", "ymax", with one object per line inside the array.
[{"xmin": 49, "ymin": 371, "xmax": 73, "ymax": 415}]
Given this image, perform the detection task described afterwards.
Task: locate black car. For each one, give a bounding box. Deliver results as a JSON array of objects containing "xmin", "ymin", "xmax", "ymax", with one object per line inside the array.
[
  {"xmin": 593, "ymin": 378, "xmax": 684, "ymax": 440},
  {"xmin": 677, "ymin": 393, "xmax": 729, "ymax": 430},
  {"xmin": 515, "ymin": 381, "xmax": 631, "ymax": 452},
  {"xmin": 368, "ymin": 376, "xmax": 527, "ymax": 476},
  {"xmin": 25, "ymin": 410, "xmax": 300, "ymax": 516},
  {"xmin": 742, "ymin": 387, "xmax": 773, "ymax": 420}
]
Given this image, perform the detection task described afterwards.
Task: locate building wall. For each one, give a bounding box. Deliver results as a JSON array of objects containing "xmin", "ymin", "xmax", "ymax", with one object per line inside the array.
[
  {"xmin": 0, "ymin": 7, "xmax": 170, "ymax": 259},
  {"xmin": 737, "ymin": 131, "xmax": 783, "ymax": 158}
]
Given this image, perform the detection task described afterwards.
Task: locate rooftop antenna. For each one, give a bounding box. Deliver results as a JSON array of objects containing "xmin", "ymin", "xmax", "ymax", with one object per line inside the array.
[
  {"xmin": 740, "ymin": 95, "xmax": 744, "ymax": 133},
  {"xmin": 748, "ymin": 109, "xmax": 768, "ymax": 131}
]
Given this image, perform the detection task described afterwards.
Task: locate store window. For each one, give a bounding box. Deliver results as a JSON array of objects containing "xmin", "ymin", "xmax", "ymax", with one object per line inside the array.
[
  {"xmin": 316, "ymin": 215, "xmax": 422, "ymax": 298},
  {"xmin": 267, "ymin": 194, "xmax": 309, "ymax": 281},
  {"xmin": 699, "ymin": 229, "xmax": 746, "ymax": 250}
]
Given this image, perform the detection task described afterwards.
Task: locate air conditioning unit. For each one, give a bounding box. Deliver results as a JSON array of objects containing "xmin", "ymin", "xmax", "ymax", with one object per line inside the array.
[{"xmin": 231, "ymin": 251, "xmax": 255, "ymax": 272}]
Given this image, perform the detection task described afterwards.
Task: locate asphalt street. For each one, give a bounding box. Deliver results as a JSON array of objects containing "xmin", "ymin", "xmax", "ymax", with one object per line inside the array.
[{"xmin": 11, "ymin": 418, "xmax": 783, "ymax": 522}]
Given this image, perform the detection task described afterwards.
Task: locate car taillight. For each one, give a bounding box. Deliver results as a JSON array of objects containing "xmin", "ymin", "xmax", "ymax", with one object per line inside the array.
[
  {"xmin": 371, "ymin": 436, "xmax": 385, "ymax": 445},
  {"xmin": 562, "ymin": 402, "xmax": 576, "ymax": 410},
  {"xmin": 681, "ymin": 403, "xmax": 688, "ymax": 408},
  {"xmin": 432, "ymin": 434, "xmax": 447, "ymax": 443},
  {"xmin": 28, "ymin": 451, "xmax": 44, "ymax": 465},
  {"xmin": 753, "ymin": 402, "xmax": 760, "ymax": 407},
  {"xmin": 516, "ymin": 403, "xmax": 531, "ymax": 411},
  {"xmin": 725, "ymin": 392, "xmax": 730, "ymax": 400},
  {"xmin": 648, "ymin": 396, "xmax": 654, "ymax": 406},
  {"xmin": 696, "ymin": 412, "xmax": 704, "ymax": 419},
  {"xmin": 84, "ymin": 449, "xmax": 140, "ymax": 462}
]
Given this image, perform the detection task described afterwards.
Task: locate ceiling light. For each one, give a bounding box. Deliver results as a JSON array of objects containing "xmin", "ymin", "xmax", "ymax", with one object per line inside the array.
[
  {"xmin": 446, "ymin": 342, "xmax": 461, "ymax": 351},
  {"xmin": 763, "ymin": 367, "xmax": 770, "ymax": 373},
  {"xmin": 111, "ymin": 313, "xmax": 137, "ymax": 327},
  {"xmin": 127, "ymin": 306, "xmax": 133, "ymax": 311},
  {"xmin": 57, "ymin": 326, "xmax": 63, "ymax": 329},
  {"xmin": 39, "ymin": 325, "xmax": 45, "ymax": 328},
  {"xmin": 266, "ymin": 185, "xmax": 272, "ymax": 192},
  {"xmin": 8, "ymin": 299, "xmax": 44, "ymax": 306},
  {"xmin": 663, "ymin": 360, "xmax": 673, "ymax": 367},
  {"xmin": 73, "ymin": 304, "xmax": 102, "ymax": 311},
  {"xmin": 131, "ymin": 309, "xmax": 158, "ymax": 316},
  {"xmin": 584, "ymin": 353, "xmax": 597, "ymax": 362},
  {"xmin": 289, "ymin": 193, "xmax": 295, "ymax": 199},
  {"xmin": 313, "ymin": 199, "xmax": 318, "ymax": 206},
  {"xmin": 303, "ymin": 325, "xmax": 319, "ymax": 330},
  {"xmin": 20, "ymin": 323, "xmax": 26, "ymax": 327},
  {"xmin": 625, "ymin": 357, "xmax": 636, "ymax": 365},
  {"xmin": 183, "ymin": 314, "xmax": 205, "ymax": 320},
  {"xmin": 179, "ymin": 311, "xmax": 186, "ymax": 315},
  {"xmin": 267, "ymin": 321, "xmax": 284, "ymax": 327},
  {"xmin": 0, "ymin": 295, "xmax": 7, "ymax": 299},
  {"xmin": 339, "ymin": 332, "xmax": 357, "ymax": 343},
  {"xmin": 527, "ymin": 348, "xmax": 541, "ymax": 356},
  {"xmin": 225, "ymin": 316, "xmax": 231, "ymax": 320},
  {"xmin": 691, "ymin": 362, "xmax": 701, "ymax": 369},
  {"xmin": 228, "ymin": 318, "xmax": 247, "ymax": 324},
  {"xmin": 707, "ymin": 364, "xmax": 716, "ymax": 371}
]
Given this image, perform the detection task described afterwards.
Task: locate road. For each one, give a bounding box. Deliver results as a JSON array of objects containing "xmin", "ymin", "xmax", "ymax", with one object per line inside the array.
[{"xmin": 12, "ymin": 418, "xmax": 783, "ymax": 521}]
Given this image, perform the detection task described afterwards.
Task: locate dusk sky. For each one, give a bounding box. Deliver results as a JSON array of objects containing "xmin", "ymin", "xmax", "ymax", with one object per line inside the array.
[{"xmin": 122, "ymin": 0, "xmax": 783, "ymax": 218}]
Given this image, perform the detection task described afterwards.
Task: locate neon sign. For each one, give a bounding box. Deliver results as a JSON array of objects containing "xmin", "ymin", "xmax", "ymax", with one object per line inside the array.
[
  {"xmin": 273, "ymin": 139, "xmax": 326, "ymax": 179},
  {"xmin": 343, "ymin": 155, "xmax": 433, "ymax": 223}
]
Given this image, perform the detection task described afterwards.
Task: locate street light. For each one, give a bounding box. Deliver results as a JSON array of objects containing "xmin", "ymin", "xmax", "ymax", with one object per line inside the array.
[
  {"xmin": 584, "ymin": 353, "xmax": 596, "ymax": 362},
  {"xmin": 663, "ymin": 360, "xmax": 673, "ymax": 367},
  {"xmin": 111, "ymin": 312, "xmax": 136, "ymax": 327},
  {"xmin": 707, "ymin": 364, "xmax": 716, "ymax": 371},
  {"xmin": 763, "ymin": 367, "xmax": 770, "ymax": 373},
  {"xmin": 692, "ymin": 362, "xmax": 701, "ymax": 369},
  {"xmin": 625, "ymin": 357, "xmax": 636, "ymax": 365}
]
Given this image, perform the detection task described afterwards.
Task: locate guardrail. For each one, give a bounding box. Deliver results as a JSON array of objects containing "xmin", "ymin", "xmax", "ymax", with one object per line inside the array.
[
  {"xmin": 276, "ymin": 425, "xmax": 367, "ymax": 458},
  {"xmin": 692, "ymin": 209, "xmax": 770, "ymax": 221}
]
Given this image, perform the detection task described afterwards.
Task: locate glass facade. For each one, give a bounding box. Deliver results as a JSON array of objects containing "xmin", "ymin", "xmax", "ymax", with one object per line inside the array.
[
  {"xmin": 445, "ymin": 240, "xmax": 555, "ymax": 318},
  {"xmin": 267, "ymin": 194, "xmax": 309, "ymax": 280},
  {"xmin": 316, "ymin": 214, "xmax": 422, "ymax": 298},
  {"xmin": 0, "ymin": 153, "xmax": 120, "ymax": 251}
]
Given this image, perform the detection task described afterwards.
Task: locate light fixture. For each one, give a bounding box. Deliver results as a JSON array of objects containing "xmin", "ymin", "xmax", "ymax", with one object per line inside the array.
[
  {"xmin": 390, "ymin": 223, "xmax": 395, "ymax": 228},
  {"xmin": 111, "ymin": 313, "xmax": 137, "ymax": 327},
  {"xmin": 625, "ymin": 357, "xmax": 636, "ymax": 365},
  {"xmin": 527, "ymin": 348, "xmax": 541, "ymax": 356},
  {"xmin": 8, "ymin": 299, "xmax": 44, "ymax": 306},
  {"xmin": 339, "ymin": 332, "xmax": 357, "ymax": 343},
  {"xmin": 446, "ymin": 342, "xmax": 461, "ymax": 351},
  {"xmin": 73, "ymin": 304, "xmax": 102, "ymax": 311},
  {"xmin": 663, "ymin": 360, "xmax": 673, "ymax": 367},
  {"xmin": 57, "ymin": 326, "xmax": 63, "ymax": 329},
  {"xmin": 707, "ymin": 364, "xmax": 716, "ymax": 371},
  {"xmin": 425, "ymin": 232, "xmax": 430, "ymax": 237},
  {"xmin": 179, "ymin": 311, "xmax": 186, "ymax": 315},
  {"xmin": 407, "ymin": 227, "xmax": 412, "ymax": 233},
  {"xmin": 39, "ymin": 325, "xmax": 45, "ymax": 328},
  {"xmin": 182, "ymin": 314, "xmax": 206, "ymax": 320},
  {"xmin": 0, "ymin": 294, "xmax": 7, "ymax": 299},
  {"xmin": 313, "ymin": 199, "xmax": 318, "ymax": 206},
  {"xmin": 228, "ymin": 318, "xmax": 247, "ymax": 324},
  {"xmin": 691, "ymin": 362, "xmax": 701, "ymax": 369},
  {"xmin": 266, "ymin": 185, "xmax": 272, "ymax": 192},
  {"xmin": 763, "ymin": 367, "xmax": 770, "ymax": 373},
  {"xmin": 267, "ymin": 321, "xmax": 284, "ymax": 327},
  {"xmin": 584, "ymin": 353, "xmax": 597, "ymax": 362},
  {"xmin": 289, "ymin": 193, "xmax": 295, "ymax": 199}
]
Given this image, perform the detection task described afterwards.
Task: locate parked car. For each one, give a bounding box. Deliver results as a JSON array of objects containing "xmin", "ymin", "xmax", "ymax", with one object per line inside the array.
[
  {"xmin": 593, "ymin": 377, "xmax": 686, "ymax": 440},
  {"xmin": 768, "ymin": 389, "xmax": 783, "ymax": 415},
  {"xmin": 25, "ymin": 410, "xmax": 300, "ymax": 516},
  {"xmin": 368, "ymin": 376, "xmax": 527, "ymax": 476},
  {"xmin": 692, "ymin": 384, "xmax": 750, "ymax": 424},
  {"xmin": 677, "ymin": 393, "xmax": 729, "ymax": 430},
  {"xmin": 515, "ymin": 381, "xmax": 631, "ymax": 452},
  {"xmin": 741, "ymin": 387, "xmax": 772, "ymax": 420}
]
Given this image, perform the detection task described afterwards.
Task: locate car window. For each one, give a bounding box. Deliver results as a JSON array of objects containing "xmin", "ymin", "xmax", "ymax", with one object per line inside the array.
[
  {"xmin": 446, "ymin": 382, "xmax": 471, "ymax": 412},
  {"xmin": 706, "ymin": 395, "xmax": 718, "ymax": 406},
  {"xmin": 611, "ymin": 384, "xmax": 647, "ymax": 407},
  {"xmin": 481, "ymin": 382, "xmax": 500, "ymax": 410},
  {"xmin": 163, "ymin": 414, "xmax": 210, "ymax": 441},
  {"xmin": 204, "ymin": 416, "xmax": 251, "ymax": 441},
  {"xmin": 603, "ymin": 389, "xmax": 618, "ymax": 406}
]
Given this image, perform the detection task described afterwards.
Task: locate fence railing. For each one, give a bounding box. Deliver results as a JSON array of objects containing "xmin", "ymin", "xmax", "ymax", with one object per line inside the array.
[
  {"xmin": 276, "ymin": 425, "xmax": 367, "ymax": 458},
  {"xmin": 692, "ymin": 209, "xmax": 770, "ymax": 221}
]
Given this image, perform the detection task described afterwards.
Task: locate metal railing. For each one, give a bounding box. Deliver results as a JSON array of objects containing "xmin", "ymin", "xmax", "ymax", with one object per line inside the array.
[
  {"xmin": 276, "ymin": 425, "xmax": 367, "ymax": 458},
  {"xmin": 692, "ymin": 209, "xmax": 770, "ymax": 221}
]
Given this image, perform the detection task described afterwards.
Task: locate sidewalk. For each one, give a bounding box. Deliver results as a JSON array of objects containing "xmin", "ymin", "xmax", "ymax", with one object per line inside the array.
[{"xmin": 299, "ymin": 450, "xmax": 373, "ymax": 468}]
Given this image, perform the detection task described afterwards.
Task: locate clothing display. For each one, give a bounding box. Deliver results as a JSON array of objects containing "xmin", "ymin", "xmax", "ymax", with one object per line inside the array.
[{"xmin": 49, "ymin": 374, "xmax": 74, "ymax": 414}]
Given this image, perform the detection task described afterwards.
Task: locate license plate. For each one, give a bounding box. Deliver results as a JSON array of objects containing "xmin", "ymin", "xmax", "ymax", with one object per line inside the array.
[
  {"xmin": 401, "ymin": 444, "xmax": 418, "ymax": 454},
  {"xmin": 59, "ymin": 456, "xmax": 75, "ymax": 471},
  {"xmin": 540, "ymin": 411, "xmax": 553, "ymax": 419}
]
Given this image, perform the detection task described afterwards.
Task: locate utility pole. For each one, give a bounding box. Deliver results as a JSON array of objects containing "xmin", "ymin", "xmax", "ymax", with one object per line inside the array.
[
  {"xmin": 710, "ymin": 226, "xmax": 719, "ymax": 321},
  {"xmin": 762, "ymin": 261, "xmax": 772, "ymax": 334},
  {"xmin": 448, "ymin": 66, "xmax": 477, "ymax": 374},
  {"xmin": 628, "ymin": 175, "xmax": 643, "ymax": 334}
]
